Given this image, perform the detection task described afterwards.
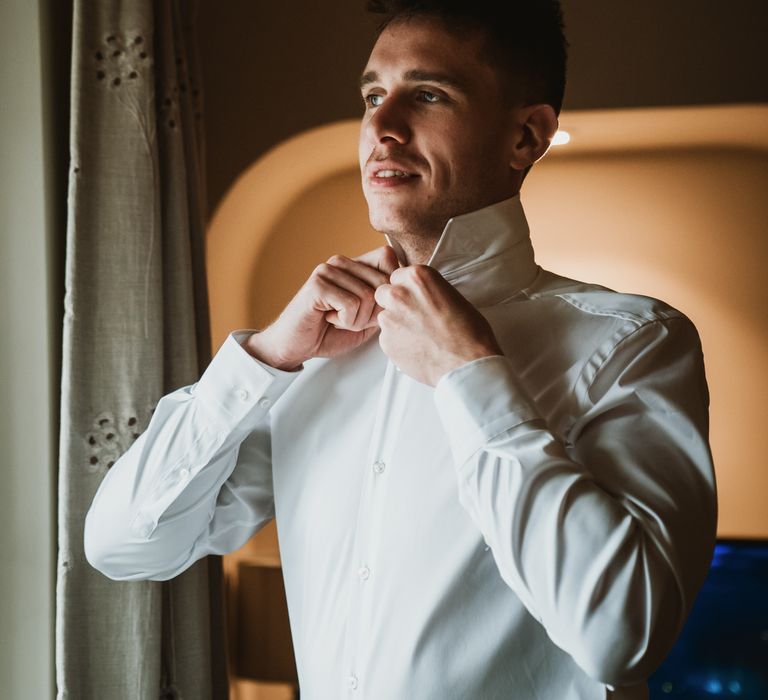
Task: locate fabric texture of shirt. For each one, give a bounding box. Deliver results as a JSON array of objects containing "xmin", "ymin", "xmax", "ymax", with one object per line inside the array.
[{"xmin": 84, "ymin": 193, "xmax": 718, "ymax": 700}]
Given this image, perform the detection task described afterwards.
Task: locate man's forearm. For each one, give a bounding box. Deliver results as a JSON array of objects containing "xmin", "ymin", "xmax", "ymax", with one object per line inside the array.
[
  {"xmin": 433, "ymin": 319, "xmax": 716, "ymax": 687},
  {"xmin": 84, "ymin": 330, "xmax": 300, "ymax": 580}
]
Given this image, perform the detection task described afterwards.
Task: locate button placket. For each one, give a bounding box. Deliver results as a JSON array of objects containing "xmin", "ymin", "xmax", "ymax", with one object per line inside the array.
[{"xmin": 341, "ymin": 360, "xmax": 412, "ymax": 694}]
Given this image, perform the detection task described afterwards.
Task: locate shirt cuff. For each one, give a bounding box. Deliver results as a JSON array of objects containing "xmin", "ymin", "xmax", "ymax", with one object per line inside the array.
[
  {"xmin": 434, "ymin": 355, "xmax": 542, "ymax": 468},
  {"xmin": 193, "ymin": 329, "xmax": 302, "ymax": 431}
]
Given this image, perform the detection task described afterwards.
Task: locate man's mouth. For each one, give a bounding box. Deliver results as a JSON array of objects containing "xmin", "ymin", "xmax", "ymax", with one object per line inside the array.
[
  {"xmin": 367, "ymin": 161, "xmax": 421, "ymax": 188},
  {"xmin": 374, "ymin": 169, "xmax": 415, "ymax": 178}
]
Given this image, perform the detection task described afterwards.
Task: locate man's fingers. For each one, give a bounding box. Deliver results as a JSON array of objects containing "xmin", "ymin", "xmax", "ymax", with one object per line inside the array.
[
  {"xmin": 313, "ymin": 247, "xmax": 401, "ymax": 331},
  {"xmin": 327, "ymin": 304, "xmax": 382, "ymax": 329},
  {"xmin": 373, "ymin": 283, "xmax": 389, "ymax": 308},
  {"xmin": 374, "ymin": 282, "xmax": 405, "ymax": 309},
  {"xmin": 312, "ymin": 264, "xmax": 378, "ymax": 329},
  {"xmin": 353, "ymin": 245, "xmax": 400, "ymax": 276},
  {"xmin": 324, "ymin": 253, "xmax": 392, "ymax": 290},
  {"xmin": 390, "ymin": 263, "xmax": 437, "ymax": 286},
  {"xmin": 311, "ymin": 278, "xmax": 360, "ymax": 327}
]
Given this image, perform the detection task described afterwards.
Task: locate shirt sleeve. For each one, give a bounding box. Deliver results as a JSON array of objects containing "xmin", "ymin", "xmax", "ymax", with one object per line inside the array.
[
  {"xmin": 83, "ymin": 330, "xmax": 302, "ymax": 582},
  {"xmin": 433, "ymin": 316, "xmax": 717, "ymax": 688}
]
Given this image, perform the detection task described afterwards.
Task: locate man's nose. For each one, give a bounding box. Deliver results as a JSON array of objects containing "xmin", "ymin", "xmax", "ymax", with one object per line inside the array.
[{"xmin": 367, "ymin": 96, "xmax": 411, "ymax": 145}]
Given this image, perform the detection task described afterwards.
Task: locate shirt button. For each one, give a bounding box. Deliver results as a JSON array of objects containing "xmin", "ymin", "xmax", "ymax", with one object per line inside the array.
[
  {"xmin": 358, "ymin": 565, "xmax": 370, "ymax": 581},
  {"xmin": 236, "ymin": 388, "xmax": 249, "ymax": 402},
  {"xmin": 373, "ymin": 460, "xmax": 386, "ymax": 474},
  {"xmin": 257, "ymin": 397, "xmax": 271, "ymax": 408},
  {"xmin": 178, "ymin": 467, "xmax": 190, "ymax": 480},
  {"xmin": 348, "ymin": 674, "xmax": 358, "ymax": 690}
]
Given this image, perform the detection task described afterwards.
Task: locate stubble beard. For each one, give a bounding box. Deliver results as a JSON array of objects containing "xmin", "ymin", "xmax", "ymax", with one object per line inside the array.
[{"xmin": 368, "ymin": 198, "xmax": 449, "ymax": 265}]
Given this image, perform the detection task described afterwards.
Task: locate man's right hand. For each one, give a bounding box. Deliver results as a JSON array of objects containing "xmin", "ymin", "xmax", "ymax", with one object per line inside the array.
[{"xmin": 244, "ymin": 245, "xmax": 401, "ymax": 371}]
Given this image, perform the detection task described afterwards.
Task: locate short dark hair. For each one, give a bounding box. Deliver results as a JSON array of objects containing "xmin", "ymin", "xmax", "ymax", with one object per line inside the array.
[{"xmin": 366, "ymin": 0, "xmax": 568, "ymax": 115}]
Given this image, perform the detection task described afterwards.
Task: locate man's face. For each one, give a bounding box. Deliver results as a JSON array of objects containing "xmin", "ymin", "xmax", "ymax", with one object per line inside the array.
[{"xmin": 358, "ymin": 17, "xmax": 520, "ymax": 241}]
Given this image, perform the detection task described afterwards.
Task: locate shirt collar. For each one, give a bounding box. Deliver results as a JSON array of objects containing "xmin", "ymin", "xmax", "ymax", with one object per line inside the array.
[{"xmin": 385, "ymin": 193, "xmax": 539, "ymax": 307}]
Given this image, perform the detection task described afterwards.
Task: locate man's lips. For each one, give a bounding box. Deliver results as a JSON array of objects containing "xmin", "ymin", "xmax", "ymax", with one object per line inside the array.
[{"xmin": 365, "ymin": 160, "xmax": 421, "ymax": 187}]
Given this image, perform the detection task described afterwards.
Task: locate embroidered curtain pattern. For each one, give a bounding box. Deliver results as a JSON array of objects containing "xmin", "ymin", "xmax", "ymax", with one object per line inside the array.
[{"xmin": 56, "ymin": 1, "xmax": 227, "ymax": 697}]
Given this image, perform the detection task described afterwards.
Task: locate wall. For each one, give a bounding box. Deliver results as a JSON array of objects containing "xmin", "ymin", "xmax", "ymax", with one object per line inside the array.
[
  {"xmin": 526, "ymin": 145, "xmax": 768, "ymax": 538},
  {"xmin": 0, "ymin": 0, "xmax": 68, "ymax": 697}
]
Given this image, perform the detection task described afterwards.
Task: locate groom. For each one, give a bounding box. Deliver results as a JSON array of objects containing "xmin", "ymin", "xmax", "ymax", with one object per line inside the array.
[{"xmin": 86, "ymin": 3, "xmax": 717, "ymax": 698}]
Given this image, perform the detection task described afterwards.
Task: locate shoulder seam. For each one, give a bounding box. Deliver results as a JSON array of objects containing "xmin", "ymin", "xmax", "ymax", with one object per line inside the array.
[
  {"xmin": 564, "ymin": 315, "xmax": 694, "ymax": 442},
  {"xmin": 590, "ymin": 315, "xmax": 694, "ymax": 393},
  {"xmin": 556, "ymin": 292, "xmax": 685, "ymax": 326}
]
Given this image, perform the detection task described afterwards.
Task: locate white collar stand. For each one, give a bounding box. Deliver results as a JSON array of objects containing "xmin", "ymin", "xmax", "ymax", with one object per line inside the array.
[{"xmin": 385, "ymin": 193, "xmax": 539, "ymax": 308}]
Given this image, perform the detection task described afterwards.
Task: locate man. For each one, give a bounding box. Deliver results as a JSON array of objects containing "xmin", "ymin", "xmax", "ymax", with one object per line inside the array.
[{"xmin": 85, "ymin": 2, "xmax": 718, "ymax": 698}]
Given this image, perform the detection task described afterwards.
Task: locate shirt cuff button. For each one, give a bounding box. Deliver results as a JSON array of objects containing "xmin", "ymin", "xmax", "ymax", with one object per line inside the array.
[
  {"xmin": 258, "ymin": 397, "xmax": 271, "ymax": 408},
  {"xmin": 236, "ymin": 388, "xmax": 249, "ymax": 402}
]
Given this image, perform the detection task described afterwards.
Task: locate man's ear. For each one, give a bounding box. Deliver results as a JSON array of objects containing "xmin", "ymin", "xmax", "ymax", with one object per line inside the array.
[{"xmin": 508, "ymin": 104, "xmax": 559, "ymax": 172}]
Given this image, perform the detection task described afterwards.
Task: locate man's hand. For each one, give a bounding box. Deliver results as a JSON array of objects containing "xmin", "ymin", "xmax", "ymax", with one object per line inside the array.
[
  {"xmin": 245, "ymin": 246, "xmax": 400, "ymax": 370},
  {"xmin": 374, "ymin": 265, "xmax": 504, "ymax": 386}
]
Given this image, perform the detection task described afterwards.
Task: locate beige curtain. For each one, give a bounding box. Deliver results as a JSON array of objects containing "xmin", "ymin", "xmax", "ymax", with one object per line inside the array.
[{"xmin": 56, "ymin": 1, "xmax": 228, "ymax": 697}]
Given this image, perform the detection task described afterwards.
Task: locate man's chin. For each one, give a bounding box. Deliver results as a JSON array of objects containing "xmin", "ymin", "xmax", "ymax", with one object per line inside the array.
[{"xmin": 367, "ymin": 204, "xmax": 425, "ymax": 236}]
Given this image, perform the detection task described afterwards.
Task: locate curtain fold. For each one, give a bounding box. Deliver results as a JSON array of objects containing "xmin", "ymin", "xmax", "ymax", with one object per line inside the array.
[{"xmin": 56, "ymin": 1, "xmax": 228, "ymax": 697}]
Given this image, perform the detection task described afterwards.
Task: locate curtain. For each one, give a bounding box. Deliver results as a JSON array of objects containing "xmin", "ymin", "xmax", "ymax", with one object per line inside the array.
[{"xmin": 56, "ymin": 1, "xmax": 228, "ymax": 697}]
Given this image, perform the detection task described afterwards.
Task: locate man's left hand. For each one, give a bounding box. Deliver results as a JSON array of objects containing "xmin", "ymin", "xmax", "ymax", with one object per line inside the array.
[{"xmin": 374, "ymin": 265, "xmax": 504, "ymax": 386}]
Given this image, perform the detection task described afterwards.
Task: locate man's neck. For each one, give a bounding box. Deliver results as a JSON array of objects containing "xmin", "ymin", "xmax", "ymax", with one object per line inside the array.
[{"xmin": 385, "ymin": 231, "xmax": 440, "ymax": 266}]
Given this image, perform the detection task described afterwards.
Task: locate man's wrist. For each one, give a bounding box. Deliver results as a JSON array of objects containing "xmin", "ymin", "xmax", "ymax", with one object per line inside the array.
[
  {"xmin": 244, "ymin": 332, "xmax": 303, "ymax": 372},
  {"xmin": 456, "ymin": 341, "xmax": 505, "ymax": 370},
  {"xmin": 433, "ymin": 345, "xmax": 504, "ymax": 387}
]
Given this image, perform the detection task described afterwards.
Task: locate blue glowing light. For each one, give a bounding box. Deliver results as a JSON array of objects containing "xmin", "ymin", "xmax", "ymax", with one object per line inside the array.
[{"xmin": 704, "ymin": 678, "xmax": 723, "ymax": 694}]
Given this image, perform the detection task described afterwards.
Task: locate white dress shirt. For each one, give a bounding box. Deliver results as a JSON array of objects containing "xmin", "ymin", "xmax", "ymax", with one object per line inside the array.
[{"xmin": 85, "ymin": 193, "xmax": 717, "ymax": 700}]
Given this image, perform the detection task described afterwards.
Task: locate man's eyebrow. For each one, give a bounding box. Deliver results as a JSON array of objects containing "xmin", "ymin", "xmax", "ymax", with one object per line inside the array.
[
  {"xmin": 359, "ymin": 69, "xmax": 469, "ymax": 93},
  {"xmin": 359, "ymin": 71, "xmax": 378, "ymax": 90}
]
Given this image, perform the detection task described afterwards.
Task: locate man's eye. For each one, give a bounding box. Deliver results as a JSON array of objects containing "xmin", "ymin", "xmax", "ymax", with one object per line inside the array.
[
  {"xmin": 420, "ymin": 91, "xmax": 440, "ymax": 103},
  {"xmin": 365, "ymin": 94, "xmax": 384, "ymax": 107}
]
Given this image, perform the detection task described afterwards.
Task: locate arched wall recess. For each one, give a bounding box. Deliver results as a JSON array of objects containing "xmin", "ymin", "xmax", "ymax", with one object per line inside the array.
[{"xmin": 207, "ymin": 104, "xmax": 768, "ymax": 544}]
